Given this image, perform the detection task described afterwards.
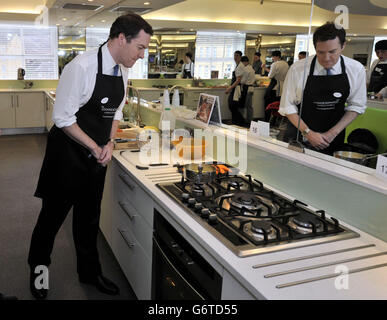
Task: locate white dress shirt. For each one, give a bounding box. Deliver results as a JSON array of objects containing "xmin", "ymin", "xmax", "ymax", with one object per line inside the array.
[
  {"xmin": 279, "ymin": 55, "xmax": 367, "ymax": 116},
  {"xmin": 268, "ymin": 60, "xmax": 289, "ymax": 96},
  {"xmin": 367, "ymin": 59, "xmax": 387, "ymax": 83},
  {"xmin": 241, "ymin": 64, "xmax": 256, "ymax": 85},
  {"xmin": 181, "ymin": 62, "xmax": 194, "ymax": 77},
  {"xmin": 53, "ymin": 43, "xmax": 128, "ymax": 128}
]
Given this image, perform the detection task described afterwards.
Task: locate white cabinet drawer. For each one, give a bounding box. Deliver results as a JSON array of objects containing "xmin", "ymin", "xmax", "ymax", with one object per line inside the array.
[
  {"xmin": 115, "ymin": 188, "xmax": 153, "ymax": 257},
  {"xmin": 115, "ymin": 166, "xmax": 154, "ymax": 227},
  {"xmin": 112, "ymin": 226, "xmax": 152, "ymax": 300}
]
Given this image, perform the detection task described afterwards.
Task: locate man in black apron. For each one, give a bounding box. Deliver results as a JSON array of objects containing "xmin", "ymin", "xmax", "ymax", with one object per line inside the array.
[
  {"xmin": 368, "ymin": 39, "xmax": 387, "ymax": 94},
  {"xmin": 182, "ymin": 52, "xmax": 194, "ymax": 78},
  {"xmin": 280, "ymin": 22, "xmax": 367, "ymax": 155},
  {"xmin": 226, "ymin": 50, "xmax": 245, "ymax": 126},
  {"xmin": 28, "ymin": 13, "xmax": 153, "ymax": 299}
]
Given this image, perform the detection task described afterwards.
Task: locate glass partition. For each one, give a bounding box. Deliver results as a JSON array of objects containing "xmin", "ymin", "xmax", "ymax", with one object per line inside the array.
[{"xmin": 278, "ymin": 0, "xmax": 387, "ymax": 172}]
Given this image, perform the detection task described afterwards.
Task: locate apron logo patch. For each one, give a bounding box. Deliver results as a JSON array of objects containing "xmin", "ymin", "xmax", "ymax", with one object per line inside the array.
[
  {"xmin": 101, "ymin": 97, "xmax": 109, "ymax": 104},
  {"xmin": 333, "ymin": 92, "xmax": 342, "ymax": 98}
]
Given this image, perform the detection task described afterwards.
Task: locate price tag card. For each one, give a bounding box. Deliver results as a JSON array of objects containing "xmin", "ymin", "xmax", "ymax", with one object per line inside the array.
[
  {"xmin": 249, "ymin": 121, "xmax": 259, "ymax": 136},
  {"xmin": 375, "ymin": 155, "xmax": 387, "ymax": 181},
  {"xmin": 257, "ymin": 121, "xmax": 270, "ymax": 137}
]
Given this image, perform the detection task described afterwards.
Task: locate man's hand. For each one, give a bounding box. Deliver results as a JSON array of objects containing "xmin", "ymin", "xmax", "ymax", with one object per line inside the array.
[
  {"xmin": 90, "ymin": 145, "xmax": 103, "ymax": 160},
  {"xmin": 225, "ymin": 87, "xmax": 232, "ymax": 94},
  {"xmin": 321, "ymin": 131, "xmax": 337, "ymax": 144},
  {"xmin": 305, "ymin": 130, "xmax": 330, "ymax": 150},
  {"xmin": 98, "ymin": 141, "xmax": 114, "ymax": 166}
]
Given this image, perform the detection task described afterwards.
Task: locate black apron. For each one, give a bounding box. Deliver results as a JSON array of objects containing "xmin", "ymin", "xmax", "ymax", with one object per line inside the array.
[
  {"xmin": 182, "ymin": 62, "xmax": 193, "ymax": 78},
  {"xmin": 368, "ymin": 61, "xmax": 387, "ymax": 93},
  {"xmin": 35, "ymin": 43, "xmax": 125, "ymax": 199},
  {"xmin": 285, "ymin": 56, "xmax": 350, "ymax": 155}
]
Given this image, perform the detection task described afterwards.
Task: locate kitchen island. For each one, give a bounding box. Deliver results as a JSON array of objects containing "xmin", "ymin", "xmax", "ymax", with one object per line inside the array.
[
  {"xmin": 99, "ymin": 107, "xmax": 387, "ymax": 299},
  {"xmin": 100, "ymin": 146, "xmax": 387, "ymax": 300}
]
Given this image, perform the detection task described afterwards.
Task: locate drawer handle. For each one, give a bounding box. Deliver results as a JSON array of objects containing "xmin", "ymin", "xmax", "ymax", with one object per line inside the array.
[
  {"xmin": 118, "ymin": 228, "xmax": 135, "ymax": 249},
  {"xmin": 118, "ymin": 174, "xmax": 135, "ymax": 191},
  {"xmin": 118, "ymin": 201, "xmax": 137, "ymax": 220}
]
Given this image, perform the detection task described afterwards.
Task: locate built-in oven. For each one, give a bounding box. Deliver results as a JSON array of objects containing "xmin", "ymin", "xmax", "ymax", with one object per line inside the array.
[{"xmin": 152, "ymin": 210, "xmax": 222, "ymax": 300}]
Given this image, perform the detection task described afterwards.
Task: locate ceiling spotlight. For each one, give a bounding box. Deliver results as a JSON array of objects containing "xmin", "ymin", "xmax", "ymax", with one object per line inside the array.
[
  {"xmin": 278, "ymin": 32, "xmax": 282, "ymax": 34},
  {"xmin": 144, "ymin": 1, "xmax": 150, "ymax": 5},
  {"xmin": 101, "ymin": 20, "xmax": 106, "ymax": 23},
  {"xmin": 62, "ymin": 18, "xmax": 67, "ymax": 21}
]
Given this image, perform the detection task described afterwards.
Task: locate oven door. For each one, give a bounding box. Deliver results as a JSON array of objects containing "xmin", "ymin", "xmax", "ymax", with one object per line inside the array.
[{"xmin": 152, "ymin": 236, "xmax": 205, "ymax": 300}]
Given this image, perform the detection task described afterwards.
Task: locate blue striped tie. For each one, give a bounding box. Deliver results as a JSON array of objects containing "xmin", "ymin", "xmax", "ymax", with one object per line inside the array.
[
  {"xmin": 113, "ymin": 64, "xmax": 119, "ymax": 76},
  {"xmin": 326, "ymin": 68, "xmax": 333, "ymax": 75}
]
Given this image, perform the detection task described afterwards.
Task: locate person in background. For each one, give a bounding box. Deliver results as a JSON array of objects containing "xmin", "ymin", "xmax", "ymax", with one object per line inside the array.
[
  {"xmin": 252, "ymin": 52, "xmax": 263, "ymax": 75},
  {"xmin": 182, "ymin": 52, "xmax": 194, "ymax": 78},
  {"xmin": 177, "ymin": 59, "xmax": 184, "ymax": 72},
  {"xmin": 376, "ymin": 85, "xmax": 387, "ymax": 100},
  {"xmin": 240, "ymin": 56, "xmax": 256, "ymax": 125},
  {"xmin": 263, "ymin": 50, "xmax": 289, "ymax": 121},
  {"xmin": 28, "ymin": 13, "xmax": 153, "ymax": 300},
  {"xmin": 298, "ymin": 51, "xmax": 307, "ymax": 60},
  {"xmin": 226, "ymin": 50, "xmax": 245, "ymax": 126},
  {"xmin": 279, "ymin": 22, "xmax": 366, "ymax": 155},
  {"xmin": 368, "ymin": 39, "xmax": 387, "ymax": 94}
]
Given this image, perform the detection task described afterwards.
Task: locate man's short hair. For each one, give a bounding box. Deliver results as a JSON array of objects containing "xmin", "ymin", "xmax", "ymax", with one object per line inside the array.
[
  {"xmin": 254, "ymin": 52, "xmax": 261, "ymax": 57},
  {"xmin": 109, "ymin": 12, "xmax": 153, "ymax": 42},
  {"xmin": 313, "ymin": 22, "xmax": 346, "ymax": 48},
  {"xmin": 185, "ymin": 52, "xmax": 193, "ymax": 59},
  {"xmin": 298, "ymin": 51, "xmax": 307, "ymax": 56},
  {"xmin": 234, "ymin": 50, "xmax": 243, "ymax": 57},
  {"xmin": 241, "ymin": 56, "xmax": 249, "ymax": 62},
  {"xmin": 375, "ymin": 40, "xmax": 387, "ymax": 51},
  {"xmin": 272, "ymin": 50, "xmax": 281, "ymax": 58}
]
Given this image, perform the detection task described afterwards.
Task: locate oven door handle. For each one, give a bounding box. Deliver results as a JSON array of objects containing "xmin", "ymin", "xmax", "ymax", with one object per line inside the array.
[{"xmin": 153, "ymin": 236, "xmax": 205, "ymax": 300}]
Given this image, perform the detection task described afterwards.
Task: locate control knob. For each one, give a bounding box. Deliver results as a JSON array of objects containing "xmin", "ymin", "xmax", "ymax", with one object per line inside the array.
[
  {"xmin": 187, "ymin": 198, "xmax": 196, "ymax": 207},
  {"xmin": 201, "ymin": 208, "xmax": 210, "ymax": 219},
  {"xmin": 194, "ymin": 203, "xmax": 203, "ymax": 212},
  {"xmin": 181, "ymin": 193, "xmax": 190, "ymax": 202},
  {"xmin": 208, "ymin": 213, "xmax": 218, "ymax": 224}
]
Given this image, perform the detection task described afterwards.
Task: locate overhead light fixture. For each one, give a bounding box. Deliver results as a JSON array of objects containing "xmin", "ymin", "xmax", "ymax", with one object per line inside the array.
[
  {"xmin": 62, "ymin": 18, "xmax": 67, "ymax": 21},
  {"xmin": 278, "ymin": 32, "xmax": 282, "ymax": 35},
  {"xmin": 90, "ymin": 25, "xmax": 94, "ymax": 27},
  {"xmin": 101, "ymin": 20, "xmax": 106, "ymax": 23},
  {"xmin": 144, "ymin": 1, "xmax": 151, "ymax": 5}
]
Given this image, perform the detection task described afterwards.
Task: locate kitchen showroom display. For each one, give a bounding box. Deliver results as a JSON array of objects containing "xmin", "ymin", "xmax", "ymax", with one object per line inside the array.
[{"xmin": 157, "ymin": 163, "xmax": 359, "ymax": 257}]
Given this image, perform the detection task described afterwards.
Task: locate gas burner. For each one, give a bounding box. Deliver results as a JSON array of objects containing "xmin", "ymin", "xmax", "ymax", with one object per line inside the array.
[
  {"xmin": 217, "ymin": 192, "xmax": 279, "ymax": 217},
  {"xmin": 183, "ymin": 183, "xmax": 215, "ymax": 198},
  {"xmin": 217, "ymin": 177, "xmax": 251, "ymax": 191},
  {"xmin": 288, "ymin": 212, "xmax": 323, "ymax": 234},
  {"xmin": 251, "ymin": 220, "xmax": 273, "ymax": 235},
  {"xmin": 237, "ymin": 219, "xmax": 280, "ymax": 241}
]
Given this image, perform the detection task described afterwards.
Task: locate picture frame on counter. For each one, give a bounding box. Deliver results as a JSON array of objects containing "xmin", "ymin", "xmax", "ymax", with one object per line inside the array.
[{"xmin": 195, "ymin": 93, "xmax": 222, "ymax": 126}]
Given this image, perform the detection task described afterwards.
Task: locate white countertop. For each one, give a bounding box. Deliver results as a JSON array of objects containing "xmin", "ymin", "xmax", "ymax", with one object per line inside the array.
[
  {"xmin": 113, "ymin": 149, "xmax": 387, "ymax": 299},
  {"xmin": 0, "ymin": 88, "xmax": 55, "ymax": 92}
]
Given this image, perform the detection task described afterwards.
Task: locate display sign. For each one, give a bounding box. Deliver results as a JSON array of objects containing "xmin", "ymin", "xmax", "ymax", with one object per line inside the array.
[
  {"xmin": 375, "ymin": 155, "xmax": 387, "ymax": 181},
  {"xmin": 195, "ymin": 93, "xmax": 221, "ymax": 125}
]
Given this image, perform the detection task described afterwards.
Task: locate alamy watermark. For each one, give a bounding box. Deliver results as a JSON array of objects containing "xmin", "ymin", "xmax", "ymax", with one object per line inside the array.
[
  {"xmin": 33, "ymin": 265, "xmax": 49, "ymax": 290},
  {"xmin": 334, "ymin": 264, "xmax": 349, "ymax": 290}
]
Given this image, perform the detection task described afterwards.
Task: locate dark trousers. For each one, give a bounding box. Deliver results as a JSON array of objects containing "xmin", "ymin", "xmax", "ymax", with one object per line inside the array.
[
  {"xmin": 28, "ymin": 192, "xmax": 103, "ymax": 278},
  {"xmin": 228, "ymin": 91, "xmax": 245, "ymax": 126}
]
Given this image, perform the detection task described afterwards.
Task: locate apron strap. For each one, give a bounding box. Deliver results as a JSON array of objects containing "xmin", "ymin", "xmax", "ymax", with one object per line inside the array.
[{"xmin": 97, "ymin": 41, "xmax": 109, "ymax": 75}]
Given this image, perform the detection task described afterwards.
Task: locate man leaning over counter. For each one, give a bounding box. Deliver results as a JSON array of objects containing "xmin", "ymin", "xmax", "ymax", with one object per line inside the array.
[
  {"xmin": 279, "ymin": 22, "xmax": 367, "ymax": 155},
  {"xmin": 28, "ymin": 13, "xmax": 153, "ymax": 300}
]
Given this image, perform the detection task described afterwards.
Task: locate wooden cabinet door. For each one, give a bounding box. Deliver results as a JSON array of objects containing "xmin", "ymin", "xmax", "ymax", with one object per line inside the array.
[
  {"xmin": 15, "ymin": 92, "xmax": 45, "ymax": 128},
  {"xmin": 0, "ymin": 93, "xmax": 16, "ymax": 128}
]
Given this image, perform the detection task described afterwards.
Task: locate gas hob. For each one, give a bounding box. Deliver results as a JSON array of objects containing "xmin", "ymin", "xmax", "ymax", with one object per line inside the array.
[{"xmin": 157, "ymin": 167, "xmax": 359, "ymax": 257}]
